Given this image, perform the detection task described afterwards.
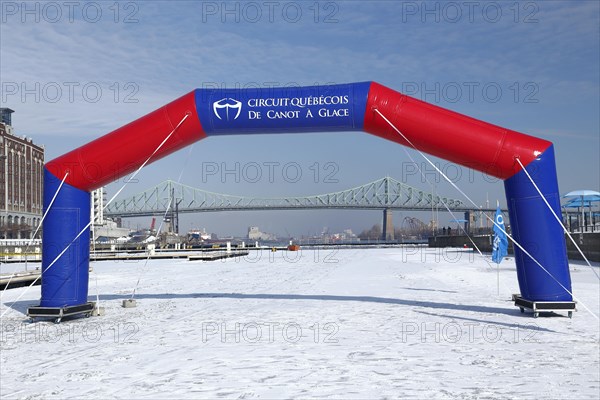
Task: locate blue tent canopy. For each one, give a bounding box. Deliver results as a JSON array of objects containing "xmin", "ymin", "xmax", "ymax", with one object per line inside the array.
[
  {"xmin": 562, "ymin": 196, "xmax": 600, "ymax": 208},
  {"xmin": 563, "ymin": 190, "xmax": 600, "ymax": 197}
]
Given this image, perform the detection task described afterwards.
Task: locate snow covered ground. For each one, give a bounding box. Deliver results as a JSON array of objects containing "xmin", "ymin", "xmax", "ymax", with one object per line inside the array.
[{"xmin": 1, "ymin": 247, "xmax": 599, "ymax": 399}]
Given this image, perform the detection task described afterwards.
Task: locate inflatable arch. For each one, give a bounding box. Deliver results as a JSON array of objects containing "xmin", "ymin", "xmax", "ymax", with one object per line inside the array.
[{"xmin": 40, "ymin": 82, "xmax": 572, "ymax": 309}]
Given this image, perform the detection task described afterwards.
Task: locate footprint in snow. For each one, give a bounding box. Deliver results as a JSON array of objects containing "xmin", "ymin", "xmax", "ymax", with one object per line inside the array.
[{"xmin": 347, "ymin": 351, "xmax": 375, "ymax": 360}]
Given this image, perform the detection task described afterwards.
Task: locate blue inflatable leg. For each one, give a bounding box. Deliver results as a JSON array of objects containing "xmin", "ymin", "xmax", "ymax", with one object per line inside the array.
[
  {"xmin": 40, "ymin": 168, "xmax": 91, "ymax": 307},
  {"xmin": 504, "ymin": 145, "xmax": 572, "ymax": 301}
]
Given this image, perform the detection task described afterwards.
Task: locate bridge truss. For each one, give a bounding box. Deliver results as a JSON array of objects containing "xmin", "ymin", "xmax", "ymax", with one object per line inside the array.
[{"xmin": 104, "ymin": 176, "xmax": 487, "ymax": 218}]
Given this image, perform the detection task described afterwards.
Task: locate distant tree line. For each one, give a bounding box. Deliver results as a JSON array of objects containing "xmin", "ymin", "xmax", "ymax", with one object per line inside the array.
[
  {"xmin": 358, "ymin": 217, "xmax": 431, "ymax": 241},
  {"xmin": 358, "ymin": 224, "xmax": 382, "ymax": 240}
]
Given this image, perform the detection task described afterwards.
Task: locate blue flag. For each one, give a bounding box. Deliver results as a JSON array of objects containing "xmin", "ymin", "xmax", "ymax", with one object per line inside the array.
[{"xmin": 492, "ymin": 205, "xmax": 508, "ymax": 264}]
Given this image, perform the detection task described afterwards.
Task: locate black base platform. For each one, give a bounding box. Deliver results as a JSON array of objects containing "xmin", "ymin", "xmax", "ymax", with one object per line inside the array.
[
  {"xmin": 27, "ymin": 302, "xmax": 96, "ymax": 323},
  {"xmin": 512, "ymin": 294, "xmax": 576, "ymax": 318}
]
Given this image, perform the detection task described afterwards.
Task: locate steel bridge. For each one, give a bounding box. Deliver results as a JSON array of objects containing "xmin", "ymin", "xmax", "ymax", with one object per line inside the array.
[
  {"xmin": 103, "ymin": 176, "xmax": 481, "ymax": 217},
  {"xmin": 104, "ymin": 177, "xmax": 497, "ymax": 239}
]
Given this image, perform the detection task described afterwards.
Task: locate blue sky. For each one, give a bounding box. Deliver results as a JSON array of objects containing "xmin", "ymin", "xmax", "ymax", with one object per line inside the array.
[{"xmin": 1, "ymin": 1, "xmax": 598, "ymax": 237}]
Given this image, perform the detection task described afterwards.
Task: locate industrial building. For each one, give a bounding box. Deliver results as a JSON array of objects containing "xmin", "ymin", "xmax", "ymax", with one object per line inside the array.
[
  {"xmin": 91, "ymin": 186, "xmax": 130, "ymax": 240},
  {"xmin": 0, "ymin": 108, "xmax": 45, "ymax": 239}
]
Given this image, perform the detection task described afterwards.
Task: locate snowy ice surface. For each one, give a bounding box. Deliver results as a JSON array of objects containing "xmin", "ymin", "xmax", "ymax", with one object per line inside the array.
[{"xmin": 1, "ymin": 247, "xmax": 599, "ymax": 399}]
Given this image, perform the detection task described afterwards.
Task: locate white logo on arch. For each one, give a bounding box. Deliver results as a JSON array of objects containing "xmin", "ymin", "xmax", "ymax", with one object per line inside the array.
[{"xmin": 213, "ymin": 98, "xmax": 242, "ymax": 121}]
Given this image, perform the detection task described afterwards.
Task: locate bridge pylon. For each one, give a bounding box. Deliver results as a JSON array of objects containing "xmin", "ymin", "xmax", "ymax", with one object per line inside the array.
[{"xmin": 382, "ymin": 208, "xmax": 394, "ymax": 241}]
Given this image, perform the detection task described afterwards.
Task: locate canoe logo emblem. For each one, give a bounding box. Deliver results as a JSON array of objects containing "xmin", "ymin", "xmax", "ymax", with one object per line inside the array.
[{"xmin": 213, "ymin": 98, "xmax": 242, "ymax": 121}]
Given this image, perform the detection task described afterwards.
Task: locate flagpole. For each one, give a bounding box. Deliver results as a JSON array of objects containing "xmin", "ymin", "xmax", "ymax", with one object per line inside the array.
[{"xmin": 497, "ymin": 261, "xmax": 500, "ymax": 296}]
